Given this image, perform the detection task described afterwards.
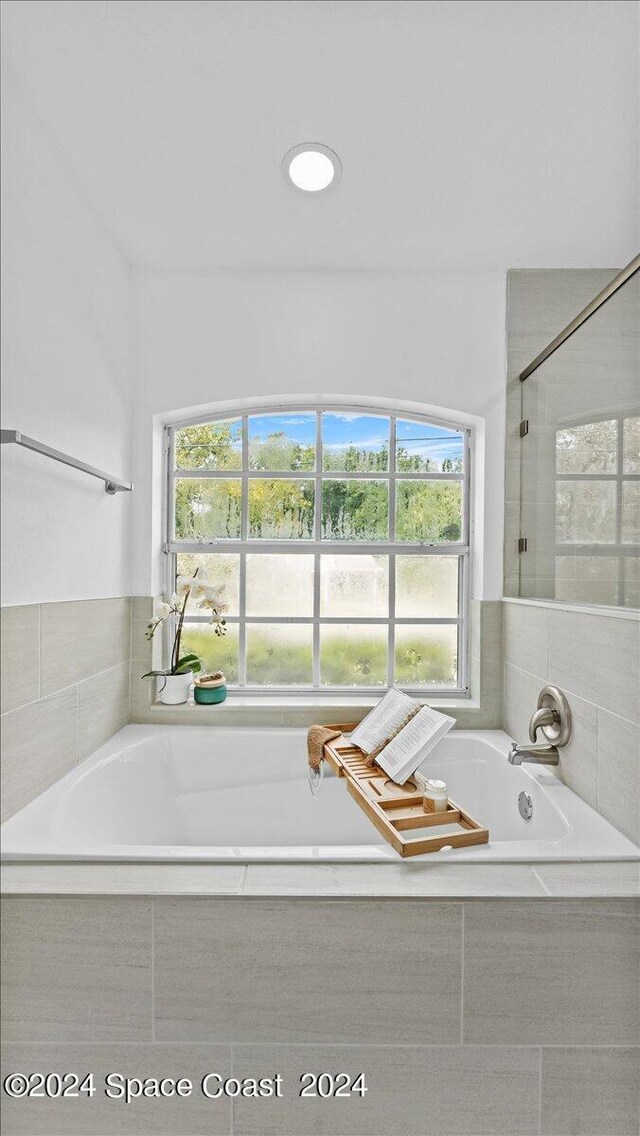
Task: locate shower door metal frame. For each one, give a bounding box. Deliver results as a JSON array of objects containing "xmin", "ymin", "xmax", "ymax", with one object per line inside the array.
[{"xmin": 519, "ymin": 253, "xmax": 640, "ymax": 383}]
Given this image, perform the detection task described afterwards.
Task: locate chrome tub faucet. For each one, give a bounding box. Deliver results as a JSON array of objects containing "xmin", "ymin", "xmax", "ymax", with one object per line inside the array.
[{"xmin": 508, "ymin": 685, "xmax": 572, "ymax": 766}]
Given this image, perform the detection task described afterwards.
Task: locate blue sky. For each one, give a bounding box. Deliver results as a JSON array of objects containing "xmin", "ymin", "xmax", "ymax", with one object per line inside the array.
[{"xmin": 247, "ymin": 412, "xmax": 462, "ymax": 461}]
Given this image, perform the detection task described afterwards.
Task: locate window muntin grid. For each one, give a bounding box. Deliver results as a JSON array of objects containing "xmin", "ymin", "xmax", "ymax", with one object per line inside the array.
[
  {"xmin": 554, "ymin": 413, "xmax": 640, "ymax": 606},
  {"xmin": 165, "ymin": 407, "xmax": 471, "ymax": 695}
]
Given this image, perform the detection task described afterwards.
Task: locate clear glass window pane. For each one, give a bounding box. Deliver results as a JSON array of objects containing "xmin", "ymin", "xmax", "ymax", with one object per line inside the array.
[
  {"xmin": 622, "ymin": 482, "xmax": 640, "ymax": 544},
  {"xmin": 248, "ymin": 479, "xmax": 314, "ymax": 539},
  {"xmin": 175, "ymin": 419, "xmax": 242, "ymax": 471},
  {"xmin": 320, "ymin": 625, "xmax": 387, "ymax": 686},
  {"xmin": 180, "ymin": 623, "xmax": 239, "ymax": 683},
  {"xmin": 246, "ymin": 623, "xmax": 313, "ymax": 685},
  {"xmin": 394, "ymin": 625, "xmax": 457, "ymax": 687},
  {"xmin": 556, "ymin": 420, "xmax": 617, "ymax": 474},
  {"xmin": 248, "ymin": 413, "xmax": 316, "ymax": 471},
  {"xmin": 320, "ymin": 555, "xmax": 388, "ymax": 617},
  {"xmin": 246, "ymin": 554, "xmax": 314, "ymax": 616},
  {"xmin": 623, "ymin": 417, "xmax": 640, "ymax": 474},
  {"xmin": 555, "ymin": 481, "xmax": 617, "ymax": 543},
  {"xmin": 322, "ymin": 413, "xmax": 389, "ymax": 472},
  {"xmin": 177, "ymin": 553, "xmax": 240, "ymax": 614},
  {"xmin": 396, "ymin": 420, "xmax": 464, "ymax": 472},
  {"xmin": 396, "ymin": 556, "xmax": 458, "ymax": 617},
  {"xmin": 175, "ymin": 479, "xmax": 242, "ymax": 540},
  {"xmin": 395, "ymin": 481, "xmax": 462, "ymax": 542},
  {"xmin": 321, "ymin": 480, "xmax": 388, "ymax": 541},
  {"xmin": 554, "ymin": 555, "xmax": 619, "ymax": 606}
]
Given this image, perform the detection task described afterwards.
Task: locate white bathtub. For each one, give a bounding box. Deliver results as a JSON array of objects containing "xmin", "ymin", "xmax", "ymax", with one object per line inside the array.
[{"xmin": 1, "ymin": 725, "xmax": 637, "ymax": 863}]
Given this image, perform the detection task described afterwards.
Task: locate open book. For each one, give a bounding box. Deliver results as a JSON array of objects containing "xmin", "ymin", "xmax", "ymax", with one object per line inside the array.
[{"xmin": 350, "ymin": 688, "xmax": 455, "ymax": 785}]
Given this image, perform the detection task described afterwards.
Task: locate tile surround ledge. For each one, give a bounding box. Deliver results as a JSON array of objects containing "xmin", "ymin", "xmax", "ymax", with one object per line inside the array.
[
  {"xmin": 132, "ymin": 694, "xmax": 484, "ymax": 728},
  {"xmin": 502, "ymin": 595, "xmax": 640, "ymax": 621},
  {"xmin": 2, "ymin": 861, "xmax": 638, "ymax": 898}
]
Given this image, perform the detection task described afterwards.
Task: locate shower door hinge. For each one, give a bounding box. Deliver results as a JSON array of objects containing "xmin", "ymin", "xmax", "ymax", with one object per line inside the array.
[
  {"xmin": 162, "ymin": 542, "xmax": 170, "ymax": 555},
  {"xmin": 518, "ymin": 537, "xmax": 528, "ymax": 554},
  {"xmin": 519, "ymin": 418, "xmax": 529, "ymax": 437}
]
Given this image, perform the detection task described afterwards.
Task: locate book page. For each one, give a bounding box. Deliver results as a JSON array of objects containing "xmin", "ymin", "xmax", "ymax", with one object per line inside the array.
[
  {"xmin": 350, "ymin": 688, "xmax": 417, "ymax": 754},
  {"xmin": 376, "ymin": 705, "xmax": 455, "ymax": 781}
]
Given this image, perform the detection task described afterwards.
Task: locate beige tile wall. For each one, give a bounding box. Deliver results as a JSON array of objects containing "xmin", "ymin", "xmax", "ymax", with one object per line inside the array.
[
  {"xmin": 1, "ymin": 895, "xmax": 638, "ymax": 1135},
  {"xmin": 503, "ymin": 599, "xmax": 640, "ymax": 845},
  {"xmin": 0, "ymin": 598, "xmax": 132, "ymax": 821}
]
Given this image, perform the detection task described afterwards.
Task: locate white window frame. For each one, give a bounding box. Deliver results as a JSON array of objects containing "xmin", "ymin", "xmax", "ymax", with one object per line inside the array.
[{"xmin": 163, "ymin": 404, "xmax": 472, "ymax": 697}]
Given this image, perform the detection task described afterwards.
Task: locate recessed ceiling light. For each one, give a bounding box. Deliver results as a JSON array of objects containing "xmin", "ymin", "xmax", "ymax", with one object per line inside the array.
[{"xmin": 283, "ymin": 144, "xmax": 341, "ymax": 193}]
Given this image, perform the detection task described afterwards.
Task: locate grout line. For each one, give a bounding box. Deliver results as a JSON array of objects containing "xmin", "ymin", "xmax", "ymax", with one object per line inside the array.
[
  {"xmin": 538, "ymin": 1045, "xmax": 543, "ymax": 1136},
  {"xmin": 595, "ymin": 708, "xmax": 601, "ymax": 814},
  {"xmin": 74, "ymin": 683, "xmax": 80, "ymax": 764},
  {"xmin": 150, "ymin": 899, "xmax": 155, "ymax": 1043},
  {"xmin": 460, "ymin": 903, "xmax": 465, "ymax": 1044},
  {"xmin": 38, "ymin": 603, "xmax": 43, "ymax": 701},
  {"xmin": 128, "ymin": 597, "xmax": 133, "ymax": 723},
  {"xmin": 0, "ymin": 663, "xmax": 129, "ymax": 721},
  {"xmin": 230, "ymin": 1042, "xmax": 235, "ymax": 1136},
  {"xmin": 6, "ymin": 1040, "xmax": 637, "ymax": 1050}
]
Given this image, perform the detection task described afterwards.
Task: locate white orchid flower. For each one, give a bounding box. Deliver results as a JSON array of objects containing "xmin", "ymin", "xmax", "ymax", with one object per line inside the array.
[
  {"xmin": 176, "ymin": 576, "xmax": 192, "ymax": 597},
  {"xmin": 155, "ymin": 601, "xmax": 173, "ymax": 619}
]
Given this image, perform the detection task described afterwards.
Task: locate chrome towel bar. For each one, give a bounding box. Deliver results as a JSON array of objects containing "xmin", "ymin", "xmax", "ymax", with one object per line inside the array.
[{"xmin": 0, "ymin": 429, "xmax": 133, "ymax": 494}]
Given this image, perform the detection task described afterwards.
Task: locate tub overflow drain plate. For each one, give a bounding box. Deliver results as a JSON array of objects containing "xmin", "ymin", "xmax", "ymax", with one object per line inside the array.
[{"xmin": 518, "ymin": 791, "xmax": 533, "ymax": 821}]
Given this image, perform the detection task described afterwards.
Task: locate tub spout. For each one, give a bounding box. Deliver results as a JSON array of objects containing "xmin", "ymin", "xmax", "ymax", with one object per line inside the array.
[{"xmin": 508, "ymin": 741, "xmax": 559, "ymax": 766}]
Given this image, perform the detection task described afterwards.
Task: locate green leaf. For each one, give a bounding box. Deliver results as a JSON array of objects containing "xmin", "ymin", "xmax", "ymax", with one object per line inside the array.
[{"xmin": 174, "ymin": 653, "xmax": 201, "ymax": 674}]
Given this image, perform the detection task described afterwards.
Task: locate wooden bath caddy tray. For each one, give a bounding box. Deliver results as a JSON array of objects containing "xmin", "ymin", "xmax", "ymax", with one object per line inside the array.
[{"xmin": 322, "ymin": 724, "xmax": 489, "ymax": 858}]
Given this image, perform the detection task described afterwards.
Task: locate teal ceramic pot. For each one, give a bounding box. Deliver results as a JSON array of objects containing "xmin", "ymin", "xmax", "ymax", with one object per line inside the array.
[{"xmin": 194, "ymin": 682, "xmax": 227, "ymax": 705}]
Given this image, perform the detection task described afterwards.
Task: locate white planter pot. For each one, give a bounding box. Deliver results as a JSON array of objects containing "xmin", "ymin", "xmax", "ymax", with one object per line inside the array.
[{"xmin": 157, "ymin": 671, "xmax": 193, "ymax": 705}]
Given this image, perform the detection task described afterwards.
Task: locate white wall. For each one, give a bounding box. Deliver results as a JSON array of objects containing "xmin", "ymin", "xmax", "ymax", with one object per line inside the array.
[
  {"xmin": 0, "ymin": 67, "xmax": 132, "ymax": 606},
  {"xmin": 131, "ymin": 269, "xmax": 506, "ymax": 599}
]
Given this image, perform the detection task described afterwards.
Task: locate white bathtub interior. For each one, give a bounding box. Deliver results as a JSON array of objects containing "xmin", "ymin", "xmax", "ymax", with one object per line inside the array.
[{"xmin": 1, "ymin": 725, "xmax": 637, "ymax": 863}]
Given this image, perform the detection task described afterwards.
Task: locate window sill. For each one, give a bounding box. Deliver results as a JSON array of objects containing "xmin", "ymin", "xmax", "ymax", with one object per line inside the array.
[{"xmin": 135, "ymin": 693, "xmax": 481, "ymax": 729}]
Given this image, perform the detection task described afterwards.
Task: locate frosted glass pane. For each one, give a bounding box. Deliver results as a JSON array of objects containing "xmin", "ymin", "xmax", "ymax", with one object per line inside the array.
[
  {"xmin": 246, "ymin": 624, "xmax": 312, "ymax": 685},
  {"xmin": 248, "ymin": 414, "xmax": 316, "ymax": 471},
  {"xmin": 623, "ymin": 557, "xmax": 640, "ymax": 607},
  {"xmin": 556, "ymin": 420, "xmax": 617, "ymax": 474},
  {"xmin": 623, "ymin": 417, "xmax": 640, "ymax": 473},
  {"xmin": 246, "ymin": 555, "xmax": 314, "ymax": 616},
  {"xmin": 622, "ymin": 482, "xmax": 640, "ymax": 544},
  {"xmin": 322, "ymin": 481, "xmax": 388, "ymax": 541},
  {"xmin": 394, "ymin": 625, "xmax": 457, "ymax": 687},
  {"xmin": 396, "ymin": 420, "xmax": 463, "ymax": 472},
  {"xmin": 180, "ymin": 623, "xmax": 239, "ymax": 683},
  {"xmin": 248, "ymin": 479, "xmax": 314, "ymax": 539},
  {"xmin": 554, "ymin": 556, "xmax": 619, "ymax": 606},
  {"xmin": 320, "ymin": 625, "xmax": 387, "ymax": 686},
  {"xmin": 320, "ymin": 555, "xmax": 388, "ymax": 617},
  {"xmin": 175, "ymin": 479, "xmax": 242, "ymax": 539},
  {"xmin": 555, "ymin": 481, "xmax": 616, "ymax": 543},
  {"xmin": 175, "ymin": 419, "xmax": 242, "ymax": 470},
  {"xmin": 396, "ymin": 557, "xmax": 458, "ymax": 617},
  {"xmin": 322, "ymin": 414, "xmax": 389, "ymax": 472},
  {"xmin": 177, "ymin": 553, "xmax": 240, "ymax": 614},
  {"xmin": 395, "ymin": 481, "xmax": 462, "ymax": 542}
]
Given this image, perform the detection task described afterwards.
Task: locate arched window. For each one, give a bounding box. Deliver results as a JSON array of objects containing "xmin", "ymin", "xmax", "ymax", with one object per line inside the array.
[{"xmin": 164, "ymin": 405, "xmax": 470, "ymax": 693}]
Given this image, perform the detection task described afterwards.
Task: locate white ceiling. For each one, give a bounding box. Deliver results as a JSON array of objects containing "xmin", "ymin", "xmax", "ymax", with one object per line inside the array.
[{"xmin": 2, "ymin": 0, "xmax": 638, "ymax": 270}]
